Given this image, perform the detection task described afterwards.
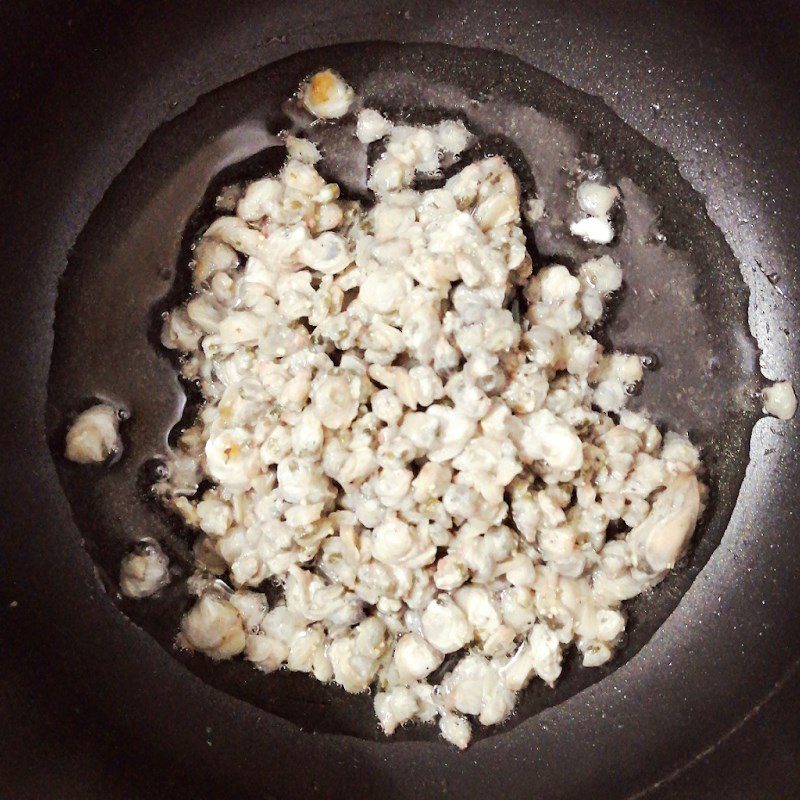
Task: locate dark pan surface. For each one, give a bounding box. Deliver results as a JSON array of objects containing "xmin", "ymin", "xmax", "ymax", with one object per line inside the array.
[
  {"xmin": 47, "ymin": 41, "xmax": 760, "ymax": 742},
  {"xmin": 2, "ymin": 1, "xmax": 800, "ymax": 798}
]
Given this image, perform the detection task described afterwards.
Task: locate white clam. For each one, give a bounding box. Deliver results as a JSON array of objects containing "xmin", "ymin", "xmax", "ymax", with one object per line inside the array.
[
  {"xmin": 180, "ymin": 592, "xmax": 247, "ymax": 660},
  {"xmin": 763, "ymin": 380, "xmax": 797, "ymax": 420},
  {"xmin": 421, "ymin": 596, "xmax": 472, "ymax": 654},
  {"xmin": 629, "ymin": 473, "xmax": 701, "ymax": 573},
  {"xmin": 119, "ymin": 541, "xmax": 170, "ymax": 599},
  {"xmin": 394, "ymin": 633, "xmax": 443, "ymax": 682},
  {"xmin": 301, "ymin": 70, "xmax": 354, "ymax": 119},
  {"xmin": 65, "ymin": 404, "xmax": 121, "ymax": 464}
]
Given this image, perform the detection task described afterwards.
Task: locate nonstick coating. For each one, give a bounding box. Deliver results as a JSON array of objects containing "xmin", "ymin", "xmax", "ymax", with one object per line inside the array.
[
  {"xmin": 45, "ymin": 39, "xmax": 762, "ymax": 742},
  {"xmin": 2, "ymin": 1, "xmax": 800, "ymax": 798}
]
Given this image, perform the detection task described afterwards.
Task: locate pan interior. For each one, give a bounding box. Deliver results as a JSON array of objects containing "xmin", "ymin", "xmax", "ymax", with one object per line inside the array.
[{"xmin": 46, "ymin": 42, "xmax": 761, "ymax": 742}]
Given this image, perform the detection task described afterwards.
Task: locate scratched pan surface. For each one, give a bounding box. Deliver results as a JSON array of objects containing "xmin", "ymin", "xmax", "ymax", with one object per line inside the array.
[{"xmin": 1, "ymin": 1, "xmax": 799, "ymax": 799}]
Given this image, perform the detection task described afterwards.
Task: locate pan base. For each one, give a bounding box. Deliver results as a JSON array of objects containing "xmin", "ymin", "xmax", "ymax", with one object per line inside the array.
[{"xmin": 47, "ymin": 42, "xmax": 760, "ymax": 742}]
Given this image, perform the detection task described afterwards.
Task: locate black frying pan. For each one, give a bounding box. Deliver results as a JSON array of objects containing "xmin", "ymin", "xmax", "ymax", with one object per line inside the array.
[{"xmin": 2, "ymin": 1, "xmax": 799, "ymax": 798}]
